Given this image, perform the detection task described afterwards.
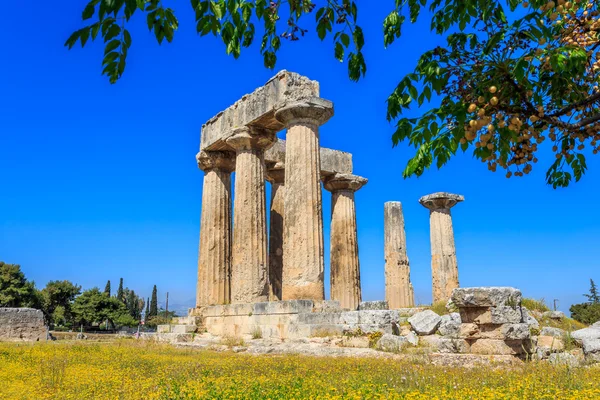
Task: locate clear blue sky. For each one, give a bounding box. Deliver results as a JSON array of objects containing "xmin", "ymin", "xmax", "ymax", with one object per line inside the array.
[{"xmin": 1, "ymin": 2, "xmax": 598, "ymax": 314}]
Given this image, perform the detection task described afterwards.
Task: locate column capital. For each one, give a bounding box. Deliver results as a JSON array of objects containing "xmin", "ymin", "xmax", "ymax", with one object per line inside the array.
[
  {"xmin": 225, "ymin": 126, "xmax": 277, "ymax": 151},
  {"xmin": 275, "ymin": 97, "xmax": 334, "ymax": 126},
  {"xmin": 324, "ymin": 173, "xmax": 368, "ymax": 193},
  {"xmin": 419, "ymin": 192, "xmax": 464, "ymax": 211},
  {"xmin": 196, "ymin": 150, "xmax": 235, "ymax": 173}
]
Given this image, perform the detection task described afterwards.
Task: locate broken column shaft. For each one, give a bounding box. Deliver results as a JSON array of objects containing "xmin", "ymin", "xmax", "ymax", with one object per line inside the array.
[{"xmin": 384, "ymin": 201, "xmax": 414, "ymax": 308}]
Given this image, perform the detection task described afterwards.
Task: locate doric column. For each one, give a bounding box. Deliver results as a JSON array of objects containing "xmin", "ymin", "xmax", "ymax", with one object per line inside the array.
[
  {"xmin": 275, "ymin": 98, "xmax": 334, "ymax": 301},
  {"xmin": 324, "ymin": 173, "xmax": 367, "ymax": 310},
  {"xmin": 419, "ymin": 192, "xmax": 464, "ymax": 304},
  {"xmin": 384, "ymin": 202, "xmax": 414, "ymax": 309},
  {"xmin": 266, "ymin": 166, "xmax": 285, "ymax": 301},
  {"xmin": 226, "ymin": 127, "xmax": 276, "ymax": 303},
  {"xmin": 196, "ymin": 150, "xmax": 235, "ymax": 307}
]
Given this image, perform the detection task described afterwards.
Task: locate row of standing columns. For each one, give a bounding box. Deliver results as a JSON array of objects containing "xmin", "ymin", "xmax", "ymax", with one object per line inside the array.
[{"xmin": 196, "ymin": 99, "xmax": 368, "ymax": 310}]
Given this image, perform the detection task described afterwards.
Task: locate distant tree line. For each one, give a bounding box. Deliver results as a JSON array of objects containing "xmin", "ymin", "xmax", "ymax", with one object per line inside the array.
[{"xmin": 0, "ymin": 261, "xmax": 174, "ymax": 330}]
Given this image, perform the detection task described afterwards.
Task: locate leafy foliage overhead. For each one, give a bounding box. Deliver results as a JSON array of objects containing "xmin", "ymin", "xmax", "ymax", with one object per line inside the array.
[{"xmin": 66, "ymin": 1, "xmax": 600, "ymax": 187}]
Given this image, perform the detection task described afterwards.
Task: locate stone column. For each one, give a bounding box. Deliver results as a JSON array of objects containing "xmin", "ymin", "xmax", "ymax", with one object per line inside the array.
[
  {"xmin": 266, "ymin": 166, "xmax": 285, "ymax": 301},
  {"xmin": 275, "ymin": 98, "xmax": 334, "ymax": 301},
  {"xmin": 196, "ymin": 150, "xmax": 235, "ymax": 307},
  {"xmin": 419, "ymin": 192, "xmax": 464, "ymax": 304},
  {"xmin": 384, "ymin": 202, "xmax": 414, "ymax": 309},
  {"xmin": 324, "ymin": 173, "xmax": 367, "ymax": 310},
  {"xmin": 226, "ymin": 127, "xmax": 276, "ymax": 303}
]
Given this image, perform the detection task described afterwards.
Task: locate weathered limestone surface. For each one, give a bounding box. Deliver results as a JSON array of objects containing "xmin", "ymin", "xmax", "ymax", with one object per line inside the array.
[
  {"xmin": 449, "ymin": 287, "xmax": 532, "ymax": 357},
  {"xmin": 572, "ymin": 326, "xmax": 600, "ymax": 342},
  {"xmin": 267, "ymin": 168, "xmax": 285, "ymax": 301},
  {"xmin": 197, "ymin": 301, "xmax": 410, "ymax": 339},
  {"xmin": 384, "ymin": 202, "xmax": 414, "ymax": 309},
  {"xmin": 265, "ymin": 139, "xmax": 352, "ymax": 176},
  {"xmin": 201, "ymin": 71, "xmax": 320, "ymax": 150},
  {"xmin": 438, "ymin": 313, "xmax": 461, "ymax": 337},
  {"xmin": 196, "ymin": 151, "xmax": 235, "ymax": 307},
  {"xmin": 324, "ymin": 174, "xmax": 367, "ymax": 310},
  {"xmin": 359, "ymin": 301, "xmax": 389, "ymax": 311},
  {"xmin": 276, "ymin": 98, "xmax": 333, "ymax": 301},
  {"xmin": 420, "ymin": 192, "xmax": 463, "ymax": 303},
  {"xmin": 0, "ymin": 308, "xmax": 46, "ymax": 342},
  {"xmin": 408, "ymin": 310, "xmax": 442, "ymax": 335},
  {"xmin": 452, "ymin": 287, "xmax": 522, "ymax": 308},
  {"xmin": 227, "ymin": 127, "xmax": 276, "ymax": 303}
]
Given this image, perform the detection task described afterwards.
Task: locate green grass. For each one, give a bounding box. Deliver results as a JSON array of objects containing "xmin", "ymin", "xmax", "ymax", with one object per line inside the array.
[{"xmin": 522, "ymin": 298, "xmax": 551, "ymax": 313}]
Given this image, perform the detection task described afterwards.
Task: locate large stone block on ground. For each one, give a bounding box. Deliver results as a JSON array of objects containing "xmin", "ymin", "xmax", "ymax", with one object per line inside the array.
[
  {"xmin": 459, "ymin": 306, "xmax": 522, "ymax": 324},
  {"xmin": 571, "ymin": 327, "xmax": 600, "ymax": 343},
  {"xmin": 171, "ymin": 325, "xmax": 197, "ymax": 334},
  {"xmin": 468, "ymin": 339, "xmax": 531, "ymax": 355},
  {"xmin": 548, "ymin": 352, "xmax": 581, "ymax": 367},
  {"xmin": 542, "ymin": 311, "xmax": 565, "ymax": 320},
  {"xmin": 408, "ymin": 310, "xmax": 442, "ymax": 335},
  {"xmin": 376, "ymin": 334, "xmax": 408, "ymax": 352},
  {"xmin": 0, "ymin": 308, "xmax": 46, "ymax": 342},
  {"xmin": 522, "ymin": 307, "xmax": 540, "ymax": 330},
  {"xmin": 340, "ymin": 310, "xmax": 400, "ymax": 326},
  {"xmin": 536, "ymin": 335, "xmax": 564, "ymax": 358},
  {"xmin": 420, "ymin": 335, "xmax": 469, "ymax": 353},
  {"xmin": 459, "ymin": 323, "xmax": 530, "ymax": 340},
  {"xmin": 540, "ymin": 327, "xmax": 565, "ymax": 338},
  {"xmin": 201, "ymin": 71, "xmax": 319, "ymax": 150},
  {"xmin": 451, "ymin": 287, "xmax": 522, "ymax": 308},
  {"xmin": 358, "ymin": 301, "xmax": 389, "ymax": 311},
  {"xmin": 438, "ymin": 313, "xmax": 461, "ymax": 337},
  {"xmin": 582, "ymin": 338, "xmax": 600, "ymax": 362}
]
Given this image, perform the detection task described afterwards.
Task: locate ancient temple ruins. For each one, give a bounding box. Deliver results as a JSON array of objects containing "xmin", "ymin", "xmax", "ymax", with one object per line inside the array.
[
  {"xmin": 196, "ymin": 71, "xmax": 368, "ymax": 310},
  {"xmin": 195, "ymin": 71, "xmax": 464, "ymax": 312}
]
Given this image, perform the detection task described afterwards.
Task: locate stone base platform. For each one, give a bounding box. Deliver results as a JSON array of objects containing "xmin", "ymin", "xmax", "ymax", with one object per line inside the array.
[{"xmin": 186, "ymin": 300, "xmax": 422, "ymax": 340}]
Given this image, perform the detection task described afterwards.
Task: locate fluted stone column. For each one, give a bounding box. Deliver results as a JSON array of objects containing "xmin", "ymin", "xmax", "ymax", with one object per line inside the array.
[
  {"xmin": 275, "ymin": 98, "xmax": 333, "ymax": 301},
  {"xmin": 196, "ymin": 151, "xmax": 235, "ymax": 307},
  {"xmin": 267, "ymin": 167, "xmax": 285, "ymax": 301},
  {"xmin": 226, "ymin": 127, "xmax": 276, "ymax": 303},
  {"xmin": 384, "ymin": 202, "xmax": 414, "ymax": 309},
  {"xmin": 419, "ymin": 192, "xmax": 464, "ymax": 304},
  {"xmin": 324, "ymin": 174, "xmax": 367, "ymax": 310}
]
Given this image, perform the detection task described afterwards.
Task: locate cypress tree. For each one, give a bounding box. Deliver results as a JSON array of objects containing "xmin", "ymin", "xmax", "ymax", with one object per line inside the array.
[
  {"xmin": 585, "ymin": 279, "xmax": 600, "ymax": 304},
  {"xmin": 127, "ymin": 289, "xmax": 136, "ymax": 318},
  {"xmin": 104, "ymin": 280, "xmax": 111, "ymax": 296},
  {"xmin": 145, "ymin": 297, "xmax": 150, "ymax": 322},
  {"xmin": 117, "ymin": 278, "xmax": 124, "ymax": 303},
  {"xmin": 150, "ymin": 285, "xmax": 158, "ymax": 317}
]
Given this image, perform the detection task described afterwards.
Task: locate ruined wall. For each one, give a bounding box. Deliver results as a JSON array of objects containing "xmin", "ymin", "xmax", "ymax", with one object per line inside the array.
[{"xmin": 0, "ymin": 308, "xmax": 47, "ymax": 342}]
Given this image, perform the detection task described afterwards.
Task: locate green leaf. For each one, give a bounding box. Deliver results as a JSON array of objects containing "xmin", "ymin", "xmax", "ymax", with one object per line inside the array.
[
  {"xmin": 104, "ymin": 39, "xmax": 121, "ymax": 55},
  {"xmin": 334, "ymin": 42, "xmax": 344, "ymax": 62},
  {"xmin": 64, "ymin": 31, "xmax": 80, "ymax": 49},
  {"xmin": 340, "ymin": 33, "xmax": 350, "ymax": 47},
  {"xmin": 353, "ymin": 26, "xmax": 364, "ymax": 51},
  {"xmin": 82, "ymin": 1, "xmax": 97, "ymax": 20}
]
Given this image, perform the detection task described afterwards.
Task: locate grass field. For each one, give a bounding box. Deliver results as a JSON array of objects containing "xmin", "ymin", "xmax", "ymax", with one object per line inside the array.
[{"xmin": 1, "ymin": 340, "xmax": 599, "ymax": 399}]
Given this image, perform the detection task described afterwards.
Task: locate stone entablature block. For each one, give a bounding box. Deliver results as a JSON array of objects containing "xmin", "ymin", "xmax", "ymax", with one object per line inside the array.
[{"xmin": 201, "ymin": 71, "xmax": 320, "ymax": 151}]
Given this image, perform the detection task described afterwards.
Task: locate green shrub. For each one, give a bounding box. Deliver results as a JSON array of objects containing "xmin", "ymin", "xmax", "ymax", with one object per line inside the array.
[{"xmin": 570, "ymin": 303, "xmax": 600, "ymax": 325}]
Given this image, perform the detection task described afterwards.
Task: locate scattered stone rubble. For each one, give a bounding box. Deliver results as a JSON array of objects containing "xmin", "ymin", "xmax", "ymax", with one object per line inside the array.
[{"xmin": 155, "ymin": 287, "xmax": 599, "ymax": 367}]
